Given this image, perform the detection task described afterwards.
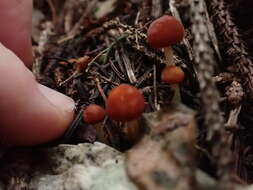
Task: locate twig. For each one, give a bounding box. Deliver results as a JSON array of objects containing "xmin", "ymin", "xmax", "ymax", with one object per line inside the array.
[
  {"xmin": 135, "ymin": 69, "xmax": 153, "ymax": 87},
  {"xmin": 33, "ymin": 22, "xmax": 54, "ymax": 79},
  {"xmin": 121, "ymin": 48, "xmax": 137, "ymax": 84},
  {"xmin": 153, "ymin": 64, "xmax": 159, "ymax": 110},
  {"xmin": 63, "ymin": 1, "xmax": 75, "ymax": 33},
  {"xmin": 190, "ymin": 0, "xmax": 224, "ymax": 141},
  {"xmin": 110, "ymin": 60, "xmax": 127, "ymax": 81},
  {"xmin": 190, "ymin": 0, "xmax": 231, "ymax": 178},
  {"xmin": 59, "ymin": 72, "xmax": 82, "ymax": 86},
  {"xmin": 225, "ymin": 106, "xmax": 242, "ymax": 129},
  {"xmin": 87, "ymin": 48, "xmax": 108, "ymax": 69},
  {"xmin": 47, "ymin": 57, "xmax": 73, "ymax": 65},
  {"xmin": 81, "ymin": 33, "xmax": 129, "ymax": 79},
  {"xmin": 202, "ymin": 1, "xmax": 222, "ymax": 62},
  {"xmin": 169, "ymin": 0, "xmax": 194, "ymax": 61},
  {"xmin": 134, "ymin": 11, "xmax": 141, "ymax": 25},
  {"xmin": 63, "ymin": 108, "xmax": 82, "ymax": 143},
  {"xmin": 95, "ymin": 77, "xmax": 107, "ymax": 103},
  {"xmin": 151, "ymin": 0, "xmax": 163, "ymax": 18},
  {"xmin": 59, "ymin": 48, "xmax": 109, "ymax": 86},
  {"xmin": 103, "ymin": 33, "xmax": 129, "ymax": 65},
  {"xmin": 47, "ymin": 0, "xmax": 57, "ymax": 26},
  {"xmin": 68, "ymin": 0, "xmax": 98, "ymax": 38},
  {"xmin": 97, "ymin": 74, "xmax": 119, "ymax": 86}
]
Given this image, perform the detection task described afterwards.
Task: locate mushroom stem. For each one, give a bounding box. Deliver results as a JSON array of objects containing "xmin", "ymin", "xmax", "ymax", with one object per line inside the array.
[
  {"xmin": 164, "ymin": 46, "xmax": 174, "ymax": 66},
  {"xmin": 163, "ymin": 47, "xmax": 182, "ymax": 102},
  {"xmin": 94, "ymin": 122, "xmax": 110, "ymax": 145},
  {"xmin": 171, "ymin": 84, "xmax": 181, "ymax": 102},
  {"xmin": 124, "ymin": 118, "xmax": 143, "ymax": 144}
]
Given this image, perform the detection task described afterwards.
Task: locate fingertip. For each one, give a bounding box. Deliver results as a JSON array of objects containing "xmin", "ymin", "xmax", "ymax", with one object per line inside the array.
[
  {"xmin": 0, "ymin": 43, "xmax": 75, "ymax": 146},
  {"xmin": 38, "ymin": 85, "xmax": 75, "ymax": 115}
]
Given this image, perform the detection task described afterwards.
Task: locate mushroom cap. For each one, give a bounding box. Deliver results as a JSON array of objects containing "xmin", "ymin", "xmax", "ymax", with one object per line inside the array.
[
  {"xmin": 147, "ymin": 15, "xmax": 184, "ymax": 48},
  {"xmin": 106, "ymin": 84, "xmax": 145, "ymax": 122},
  {"xmin": 83, "ymin": 104, "xmax": 106, "ymax": 124},
  {"xmin": 161, "ymin": 66, "xmax": 185, "ymax": 84}
]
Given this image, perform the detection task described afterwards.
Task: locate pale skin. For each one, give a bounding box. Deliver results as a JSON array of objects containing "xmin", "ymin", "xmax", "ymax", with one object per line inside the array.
[{"xmin": 0, "ymin": 0, "xmax": 75, "ymax": 145}]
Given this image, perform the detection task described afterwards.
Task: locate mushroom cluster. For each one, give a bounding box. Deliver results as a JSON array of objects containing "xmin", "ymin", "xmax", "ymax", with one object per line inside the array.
[
  {"xmin": 83, "ymin": 84, "xmax": 145, "ymax": 124},
  {"xmin": 147, "ymin": 15, "xmax": 185, "ymax": 101},
  {"xmin": 82, "ymin": 84, "xmax": 145, "ymax": 143},
  {"xmin": 82, "ymin": 15, "xmax": 186, "ymax": 144}
]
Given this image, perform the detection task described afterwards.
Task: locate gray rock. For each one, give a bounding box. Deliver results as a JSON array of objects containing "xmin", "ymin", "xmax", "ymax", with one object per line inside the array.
[{"xmin": 1, "ymin": 142, "xmax": 137, "ymax": 190}]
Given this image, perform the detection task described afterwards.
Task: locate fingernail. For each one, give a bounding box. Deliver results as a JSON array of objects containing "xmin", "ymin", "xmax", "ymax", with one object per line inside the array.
[{"xmin": 38, "ymin": 84, "xmax": 75, "ymax": 113}]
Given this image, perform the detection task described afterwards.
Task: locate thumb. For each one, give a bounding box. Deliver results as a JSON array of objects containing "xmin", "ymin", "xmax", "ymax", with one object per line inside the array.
[{"xmin": 0, "ymin": 43, "xmax": 75, "ymax": 145}]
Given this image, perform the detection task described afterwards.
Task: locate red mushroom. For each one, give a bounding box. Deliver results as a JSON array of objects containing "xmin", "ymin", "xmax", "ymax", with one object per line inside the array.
[
  {"xmin": 83, "ymin": 104, "xmax": 106, "ymax": 124},
  {"xmin": 106, "ymin": 84, "xmax": 145, "ymax": 122},
  {"xmin": 161, "ymin": 65, "xmax": 185, "ymax": 85},
  {"xmin": 161, "ymin": 65, "xmax": 185, "ymax": 102},
  {"xmin": 147, "ymin": 15, "xmax": 184, "ymax": 66}
]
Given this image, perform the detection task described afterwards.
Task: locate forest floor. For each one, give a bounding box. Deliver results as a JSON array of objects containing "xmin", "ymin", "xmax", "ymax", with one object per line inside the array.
[{"xmin": 3, "ymin": 0, "xmax": 253, "ymax": 189}]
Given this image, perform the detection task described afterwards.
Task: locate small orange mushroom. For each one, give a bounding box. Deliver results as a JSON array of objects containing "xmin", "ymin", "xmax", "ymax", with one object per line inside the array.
[
  {"xmin": 83, "ymin": 104, "xmax": 106, "ymax": 124},
  {"xmin": 161, "ymin": 66, "xmax": 185, "ymax": 84},
  {"xmin": 106, "ymin": 84, "xmax": 145, "ymax": 122}
]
